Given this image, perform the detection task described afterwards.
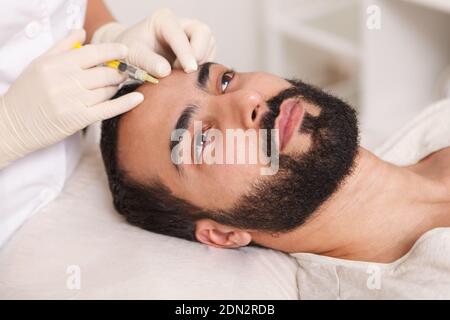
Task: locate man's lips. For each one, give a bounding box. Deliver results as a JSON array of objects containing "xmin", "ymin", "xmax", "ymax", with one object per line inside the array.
[{"xmin": 275, "ymin": 98, "xmax": 305, "ymax": 151}]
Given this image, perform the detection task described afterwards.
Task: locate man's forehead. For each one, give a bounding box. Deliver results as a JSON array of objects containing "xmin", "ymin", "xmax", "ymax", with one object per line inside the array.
[
  {"xmin": 138, "ymin": 69, "xmax": 195, "ymax": 97},
  {"xmin": 116, "ymin": 67, "xmax": 204, "ymax": 182},
  {"xmin": 127, "ymin": 63, "xmax": 226, "ymax": 125},
  {"xmin": 134, "ymin": 66, "xmax": 209, "ymax": 110}
]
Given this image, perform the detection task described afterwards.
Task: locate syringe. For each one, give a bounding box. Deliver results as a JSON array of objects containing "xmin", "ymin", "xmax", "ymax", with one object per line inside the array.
[
  {"xmin": 105, "ymin": 60, "xmax": 159, "ymax": 84},
  {"xmin": 73, "ymin": 42, "xmax": 159, "ymax": 84}
]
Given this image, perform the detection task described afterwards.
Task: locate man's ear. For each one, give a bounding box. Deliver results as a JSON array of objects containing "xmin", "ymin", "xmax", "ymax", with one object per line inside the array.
[{"xmin": 195, "ymin": 219, "xmax": 252, "ymax": 248}]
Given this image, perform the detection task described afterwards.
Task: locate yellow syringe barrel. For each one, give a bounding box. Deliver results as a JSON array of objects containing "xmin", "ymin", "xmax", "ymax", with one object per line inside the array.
[{"xmin": 72, "ymin": 42, "xmax": 159, "ymax": 84}]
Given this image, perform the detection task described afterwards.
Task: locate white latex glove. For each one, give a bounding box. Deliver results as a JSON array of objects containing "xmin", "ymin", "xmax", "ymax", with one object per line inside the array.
[
  {"xmin": 0, "ymin": 30, "xmax": 144, "ymax": 169},
  {"xmin": 92, "ymin": 8, "xmax": 217, "ymax": 77}
]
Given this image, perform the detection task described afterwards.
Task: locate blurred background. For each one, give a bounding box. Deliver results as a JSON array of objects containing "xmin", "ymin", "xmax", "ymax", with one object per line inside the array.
[{"xmin": 105, "ymin": 0, "xmax": 450, "ymax": 150}]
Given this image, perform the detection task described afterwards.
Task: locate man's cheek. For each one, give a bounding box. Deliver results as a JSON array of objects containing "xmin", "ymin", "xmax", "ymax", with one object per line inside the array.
[{"xmin": 261, "ymin": 80, "xmax": 292, "ymax": 100}]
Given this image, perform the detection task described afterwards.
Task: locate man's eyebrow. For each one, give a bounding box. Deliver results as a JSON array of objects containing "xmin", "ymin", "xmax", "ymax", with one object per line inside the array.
[
  {"xmin": 170, "ymin": 105, "xmax": 198, "ymax": 172},
  {"xmin": 197, "ymin": 62, "xmax": 216, "ymax": 90},
  {"xmin": 176, "ymin": 105, "xmax": 197, "ymax": 130}
]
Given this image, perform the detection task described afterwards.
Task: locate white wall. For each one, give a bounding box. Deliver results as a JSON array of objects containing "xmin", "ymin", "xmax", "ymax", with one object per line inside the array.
[
  {"xmin": 104, "ymin": 0, "xmax": 263, "ymax": 72},
  {"xmin": 360, "ymin": 0, "xmax": 450, "ymax": 147}
]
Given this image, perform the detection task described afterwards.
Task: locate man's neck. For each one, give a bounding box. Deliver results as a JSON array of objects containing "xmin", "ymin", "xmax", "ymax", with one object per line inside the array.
[{"xmin": 253, "ymin": 148, "xmax": 450, "ymax": 263}]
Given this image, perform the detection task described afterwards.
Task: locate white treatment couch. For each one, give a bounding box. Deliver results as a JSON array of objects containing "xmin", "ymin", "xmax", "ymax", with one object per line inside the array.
[{"xmin": 1, "ymin": 99, "xmax": 449, "ymax": 299}]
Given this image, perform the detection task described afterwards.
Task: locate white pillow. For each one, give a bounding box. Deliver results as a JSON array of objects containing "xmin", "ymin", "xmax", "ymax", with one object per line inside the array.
[{"xmin": 0, "ymin": 148, "xmax": 298, "ymax": 299}]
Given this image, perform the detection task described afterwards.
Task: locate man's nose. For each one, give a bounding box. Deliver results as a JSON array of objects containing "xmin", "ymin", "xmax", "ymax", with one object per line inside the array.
[{"xmin": 228, "ymin": 90, "xmax": 265, "ymax": 129}]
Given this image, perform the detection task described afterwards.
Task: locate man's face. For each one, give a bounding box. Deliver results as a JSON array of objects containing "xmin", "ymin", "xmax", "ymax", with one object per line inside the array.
[{"xmin": 117, "ymin": 63, "xmax": 358, "ymax": 233}]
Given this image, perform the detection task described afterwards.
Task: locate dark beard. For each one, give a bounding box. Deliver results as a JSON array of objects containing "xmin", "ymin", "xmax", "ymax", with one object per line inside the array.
[{"xmin": 212, "ymin": 79, "xmax": 360, "ymax": 233}]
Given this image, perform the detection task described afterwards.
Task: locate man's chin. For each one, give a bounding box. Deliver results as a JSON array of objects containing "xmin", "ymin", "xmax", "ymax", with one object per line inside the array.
[{"xmin": 280, "ymin": 133, "xmax": 314, "ymax": 157}]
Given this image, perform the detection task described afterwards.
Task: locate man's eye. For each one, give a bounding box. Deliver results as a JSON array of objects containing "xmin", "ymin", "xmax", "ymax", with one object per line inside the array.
[{"xmin": 221, "ymin": 71, "xmax": 235, "ymax": 93}]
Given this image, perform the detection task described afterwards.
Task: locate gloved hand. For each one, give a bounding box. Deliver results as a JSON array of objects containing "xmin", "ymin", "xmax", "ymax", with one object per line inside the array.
[
  {"xmin": 92, "ymin": 8, "xmax": 217, "ymax": 77},
  {"xmin": 0, "ymin": 30, "xmax": 144, "ymax": 169}
]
